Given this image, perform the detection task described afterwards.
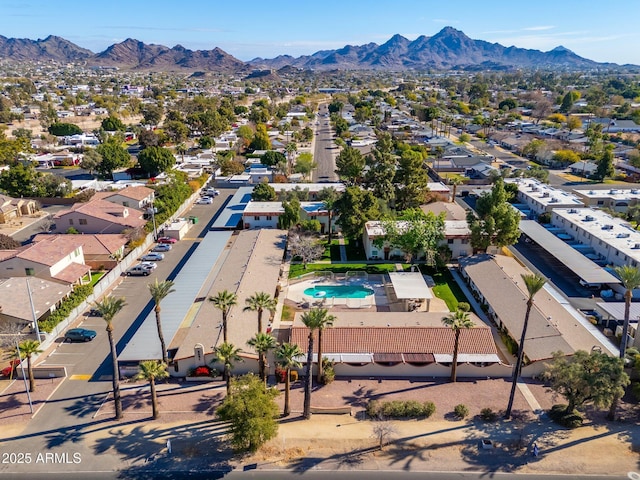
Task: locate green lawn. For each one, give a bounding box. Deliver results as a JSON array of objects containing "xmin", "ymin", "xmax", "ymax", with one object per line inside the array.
[
  {"xmin": 418, "ymin": 266, "xmax": 470, "ymax": 312},
  {"xmin": 289, "ymin": 262, "xmax": 408, "ymax": 279},
  {"xmin": 89, "ymin": 272, "xmax": 105, "ymax": 287}
]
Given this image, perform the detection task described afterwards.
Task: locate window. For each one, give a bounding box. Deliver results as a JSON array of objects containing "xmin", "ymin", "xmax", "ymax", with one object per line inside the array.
[
  {"xmin": 461, "ymin": 239, "xmax": 469, "ymax": 244},
  {"xmin": 266, "ymin": 216, "xmax": 272, "ymax": 221},
  {"xmin": 597, "ymin": 200, "xmax": 604, "ymax": 205},
  {"xmin": 447, "ymin": 239, "xmax": 454, "ymax": 244},
  {"xmin": 25, "ymin": 267, "xmax": 35, "ymax": 276},
  {"xmin": 254, "ymin": 216, "xmax": 260, "ymax": 221},
  {"xmin": 69, "ymin": 219, "xmax": 74, "ymax": 225},
  {"xmin": 122, "ymin": 201, "xmax": 129, "ymax": 207},
  {"xmin": 79, "ymin": 218, "xmax": 87, "ymax": 225}
]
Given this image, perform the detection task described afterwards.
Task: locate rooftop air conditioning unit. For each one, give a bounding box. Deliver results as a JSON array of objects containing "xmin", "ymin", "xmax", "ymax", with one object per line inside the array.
[
  {"xmin": 602, "ymin": 225, "xmax": 614, "ymax": 230},
  {"xmin": 631, "ymin": 189, "xmax": 638, "ymax": 194},
  {"xmin": 633, "ymin": 244, "xmax": 640, "ymax": 249},
  {"xmin": 568, "ymin": 208, "xmax": 578, "ymax": 214},
  {"xmin": 542, "ymin": 192, "xmax": 550, "ymax": 197},
  {"xmin": 617, "ymin": 233, "xmax": 630, "ymax": 238},
  {"xmin": 584, "ymin": 215, "xmax": 595, "ymax": 221}
]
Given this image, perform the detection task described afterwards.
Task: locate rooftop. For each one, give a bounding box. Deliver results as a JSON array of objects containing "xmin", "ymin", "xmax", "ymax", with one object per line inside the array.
[
  {"xmin": 506, "ymin": 178, "xmax": 584, "ymax": 208},
  {"xmin": 573, "ymin": 188, "xmax": 640, "ymax": 201},
  {"xmin": 0, "ymin": 277, "xmax": 73, "ymax": 322}
]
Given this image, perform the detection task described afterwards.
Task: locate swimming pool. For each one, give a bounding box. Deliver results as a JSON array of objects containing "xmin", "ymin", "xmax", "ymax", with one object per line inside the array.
[{"xmin": 303, "ymin": 285, "xmax": 374, "ymax": 299}]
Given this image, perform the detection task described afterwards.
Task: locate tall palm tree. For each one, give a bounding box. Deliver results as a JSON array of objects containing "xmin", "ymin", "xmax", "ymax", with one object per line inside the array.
[
  {"xmin": 315, "ymin": 309, "xmax": 335, "ymax": 383},
  {"xmin": 275, "ymin": 342, "xmax": 303, "ymax": 417},
  {"xmin": 441, "ymin": 309, "xmax": 474, "ymax": 382},
  {"xmin": 134, "ymin": 360, "xmax": 168, "ymax": 420},
  {"xmin": 148, "ymin": 279, "xmax": 176, "ymax": 365},
  {"xmin": 17, "ymin": 340, "xmax": 42, "ymax": 393},
  {"xmin": 247, "ymin": 332, "xmax": 277, "ymax": 384},
  {"xmin": 317, "ymin": 187, "xmax": 339, "ymax": 244},
  {"xmin": 94, "ymin": 296, "xmax": 127, "ymax": 420},
  {"xmin": 209, "ymin": 290, "xmax": 238, "ymax": 344},
  {"xmin": 301, "ymin": 308, "xmax": 335, "ymax": 419},
  {"xmin": 449, "ymin": 177, "xmax": 462, "ymax": 202},
  {"xmin": 244, "ymin": 292, "xmax": 276, "ymax": 333},
  {"xmin": 505, "ymin": 273, "xmax": 546, "ymax": 419},
  {"xmin": 607, "ymin": 265, "xmax": 640, "ymax": 421},
  {"xmin": 213, "ymin": 342, "xmax": 243, "ymax": 396}
]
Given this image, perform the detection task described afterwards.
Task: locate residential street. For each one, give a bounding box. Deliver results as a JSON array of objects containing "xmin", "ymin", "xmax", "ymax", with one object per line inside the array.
[{"xmin": 312, "ymin": 104, "xmax": 339, "ymax": 182}]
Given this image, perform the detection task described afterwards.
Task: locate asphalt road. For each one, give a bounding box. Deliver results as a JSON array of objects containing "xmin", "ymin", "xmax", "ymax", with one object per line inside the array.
[
  {"xmin": 0, "ymin": 191, "xmax": 232, "ymax": 475},
  {"xmin": 311, "ymin": 104, "xmax": 338, "ymax": 182}
]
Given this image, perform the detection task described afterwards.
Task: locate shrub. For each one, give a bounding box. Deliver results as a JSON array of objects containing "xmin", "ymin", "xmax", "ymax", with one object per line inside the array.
[
  {"xmin": 366, "ymin": 400, "xmax": 436, "ymax": 419},
  {"xmin": 548, "ymin": 404, "xmax": 583, "ymax": 428},
  {"xmin": 39, "ymin": 284, "xmax": 94, "ymax": 333},
  {"xmin": 480, "ymin": 407, "xmax": 498, "ymax": 422},
  {"xmin": 290, "ymin": 370, "xmax": 298, "ymax": 382},
  {"xmin": 454, "ymin": 404, "xmax": 469, "ymax": 419},
  {"xmin": 320, "ymin": 357, "xmax": 335, "ymax": 384}
]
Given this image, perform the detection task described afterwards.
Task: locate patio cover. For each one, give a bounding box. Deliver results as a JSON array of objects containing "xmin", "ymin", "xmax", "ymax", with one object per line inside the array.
[{"xmin": 388, "ymin": 272, "xmax": 433, "ymax": 299}]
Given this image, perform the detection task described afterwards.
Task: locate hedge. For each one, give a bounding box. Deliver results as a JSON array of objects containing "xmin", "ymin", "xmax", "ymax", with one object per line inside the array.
[
  {"xmin": 39, "ymin": 284, "xmax": 94, "ymax": 333},
  {"xmin": 366, "ymin": 399, "xmax": 436, "ymax": 419}
]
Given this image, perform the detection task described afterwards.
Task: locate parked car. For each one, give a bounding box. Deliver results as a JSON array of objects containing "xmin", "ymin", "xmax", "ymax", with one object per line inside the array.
[
  {"xmin": 0, "ymin": 359, "xmax": 20, "ymax": 377},
  {"xmin": 204, "ymin": 188, "xmax": 220, "ymax": 196},
  {"xmin": 152, "ymin": 244, "xmax": 172, "ymax": 252},
  {"xmin": 157, "ymin": 237, "xmax": 177, "ymax": 244},
  {"xmin": 125, "ymin": 265, "xmax": 151, "ymax": 276},
  {"xmin": 140, "ymin": 261, "xmax": 157, "ymax": 271},
  {"xmin": 65, "ymin": 328, "xmax": 97, "ymax": 342},
  {"xmin": 87, "ymin": 307, "xmax": 102, "ymax": 317},
  {"xmin": 141, "ymin": 252, "xmax": 164, "ymax": 262},
  {"xmin": 196, "ymin": 197, "xmax": 213, "ymax": 205}
]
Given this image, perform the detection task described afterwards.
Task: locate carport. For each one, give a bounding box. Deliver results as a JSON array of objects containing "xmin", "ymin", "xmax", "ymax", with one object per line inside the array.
[
  {"xmin": 519, "ymin": 220, "xmax": 620, "ymax": 286},
  {"xmin": 388, "ymin": 272, "xmax": 433, "ymax": 312}
]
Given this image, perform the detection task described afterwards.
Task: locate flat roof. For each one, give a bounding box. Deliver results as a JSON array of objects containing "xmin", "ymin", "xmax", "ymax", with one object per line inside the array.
[
  {"xmin": 118, "ymin": 230, "xmax": 233, "ymax": 362},
  {"xmin": 596, "ymin": 302, "xmax": 640, "ymax": 320},
  {"xmin": 388, "ymin": 272, "xmax": 433, "ymax": 299},
  {"xmin": 243, "ymin": 201, "xmax": 284, "ymax": 215},
  {"xmin": 210, "ymin": 187, "xmax": 253, "ymax": 229},
  {"xmin": 573, "ymin": 188, "xmax": 640, "ymax": 201},
  {"xmin": 519, "ymin": 220, "xmax": 620, "ymax": 284},
  {"xmin": 269, "ymin": 183, "xmax": 345, "ymax": 193},
  {"xmin": 506, "ymin": 178, "xmax": 584, "ymax": 208}
]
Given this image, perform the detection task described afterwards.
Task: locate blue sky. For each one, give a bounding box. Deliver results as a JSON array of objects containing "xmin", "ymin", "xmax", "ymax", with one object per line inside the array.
[{"xmin": 1, "ymin": 0, "xmax": 639, "ymax": 65}]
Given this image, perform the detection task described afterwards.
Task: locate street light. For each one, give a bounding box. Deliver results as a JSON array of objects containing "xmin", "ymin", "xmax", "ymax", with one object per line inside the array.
[
  {"xmin": 25, "ymin": 272, "xmax": 41, "ymax": 344},
  {"xmin": 146, "ymin": 201, "xmax": 158, "ymax": 241}
]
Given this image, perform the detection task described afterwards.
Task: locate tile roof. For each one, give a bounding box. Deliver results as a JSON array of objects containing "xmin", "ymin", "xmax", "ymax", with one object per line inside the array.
[
  {"xmin": 105, "ymin": 185, "xmax": 154, "ymax": 201},
  {"xmin": 52, "ymin": 262, "xmax": 91, "ymax": 284},
  {"xmin": 0, "ymin": 277, "xmax": 73, "ymax": 321},
  {"xmin": 54, "ymin": 199, "xmax": 146, "ymax": 228},
  {"xmin": 16, "ymin": 236, "xmax": 84, "ymax": 266},
  {"xmin": 289, "ymin": 326, "xmax": 498, "ymax": 356},
  {"xmin": 32, "ymin": 234, "xmax": 127, "ymax": 255}
]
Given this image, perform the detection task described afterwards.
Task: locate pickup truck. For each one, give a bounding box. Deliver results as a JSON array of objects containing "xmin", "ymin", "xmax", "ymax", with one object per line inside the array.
[{"xmin": 125, "ymin": 265, "xmax": 151, "ymax": 276}]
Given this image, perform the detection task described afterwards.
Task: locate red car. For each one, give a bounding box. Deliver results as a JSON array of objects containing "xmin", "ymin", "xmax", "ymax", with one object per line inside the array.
[
  {"xmin": 1, "ymin": 359, "xmax": 20, "ymax": 378},
  {"xmin": 157, "ymin": 237, "xmax": 177, "ymax": 244}
]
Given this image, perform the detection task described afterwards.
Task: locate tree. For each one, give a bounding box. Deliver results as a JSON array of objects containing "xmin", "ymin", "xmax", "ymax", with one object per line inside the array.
[
  {"xmin": 81, "ymin": 149, "xmax": 102, "ymax": 175},
  {"xmin": 217, "ymin": 373, "xmax": 279, "ymax": 452},
  {"xmin": 395, "ymin": 149, "xmax": 429, "ymax": 210},
  {"xmin": 317, "ymin": 187, "xmax": 339, "ymax": 244},
  {"xmin": 141, "ymin": 104, "xmax": 163, "ymax": 126},
  {"xmin": 251, "ymin": 182, "xmax": 276, "ymax": 201},
  {"xmin": 468, "ymin": 178, "xmax": 521, "ymax": 252},
  {"xmin": 372, "ymin": 420, "xmax": 398, "ymax": 450},
  {"xmin": 449, "ymin": 177, "xmax": 463, "ymax": 202},
  {"xmin": 335, "ymin": 146, "xmax": 365, "ymax": 186},
  {"xmin": 95, "ymin": 143, "xmax": 131, "ymax": 179},
  {"xmin": 101, "ymin": 116, "xmax": 126, "ymax": 132},
  {"xmin": 250, "ymin": 124, "xmax": 271, "ymax": 151},
  {"xmin": 595, "ymin": 144, "xmax": 614, "ymax": 181},
  {"xmin": 376, "ymin": 210, "xmax": 445, "ymax": 264},
  {"xmin": 209, "ymin": 290, "xmax": 237, "ymax": 344},
  {"xmin": 543, "ymin": 350, "xmax": 629, "ymax": 414},
  {"xmin": 247, "ymin": 333, "xmax": 277, "ymax": 384},
  {"xmin": 328, "ymin": 100, "xmax": 343, "ymax": 113},
  {"xmin": 134, "ymin": 361, "xmax": 168, "ymax": 419},
  {"xmin": 552, "ymin": 150, "xmax": 580, "ymax": 165},
  {"xmin": 163, "ymin": 120, "xmax": 189, "ymax": 144},
  {"xmin": 261, "ymin": 150, "xmax": 286, "ymax": 168},
  {"xmin": 93, "ymin": 296, "xmax": 127, "ymax": 419},
  {"xmin": 334, "ymin": 186, "xmax": 380, "ymax": 240},
  {"xmin": 138, "ymin": 146, "xmax": 176, "ymax": 176},
  {"xmin": 560, "ymin": 91, "xmax": 581, "ymax": 114},
  {"xmin": 0, "ymin": 233, "xmax": 20, "ymax": 249},
  {"xmin": 300, "ymin": 307, "xmax": 335, "ymax": 387},
  {"xmin": 275, "ymin": 342, "xmax": 303, "ymax": 416},
  {"xmin": 278, "ymin": 197, "xmax": 300, "ymax": 230},
  {"xmin": 364, "ymin": 132, "xmax": 396, "ymax": 206},
  {"xmin": 285, "ymin": 142, "xmax": 298, "ymax": 175},
  {"xmin": 17, "ymin": 340, "xmax": 42, "ymax": 392},
  {"xmin": 441, "ymin": 310, "xmax": 474, "ymax": 382},
  {"xmin": 289, "ymin": 233, "xmax": 324, "ymax": 269},
  {"xmin": 243, "ymin": 292, "xmax": 276, "ymax": 333},
  {"xmin": 294, "ymin": 152, "xmax": 316, "ymax": 179},
  {"xmin": 213, "ymin": 342, "xmax": 243, "ymax": 396},
  {"xmin": 148, "ymin": 279, "xmax": 175, "ymax": 365},
  {"xmin": 48, "ymin": 122, "xmax": 82, "ymax": 136},
  {"xmin": 0, "ymin": 163, "xmax": 40, "ymax": 197},
  {"xmin": 566, "ymin": 116, "xmax": 582, "ymax": 132},
  {"xmin": 505, "ymin": 274, "xmax": 546, "ymax": 419},
  {"xmin": 137, "ymin": 129, "xmax": 160, "ymax": 148},
  {"xmin": 614, "ymin": 265, "xmax": 640, "ymax": 358}
]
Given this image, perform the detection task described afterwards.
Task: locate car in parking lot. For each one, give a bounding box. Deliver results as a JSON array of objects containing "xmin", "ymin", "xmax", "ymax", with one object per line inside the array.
[
  {"xmin": 125, "ymin": 265, "xmax": 151, "ymax": 276},
  {"xmin": 152, "ymin": 243, "xmax": 172, "ymax": 252},
  {"xmin": 157, "ymin": 236, "xmax": 177, "ymax": 244},
  {"xmin": 196, "ymin": 197, "xmax": 213, "ymax": 205},
  {"xmin": 65, "ymin": 328, "xmax": 97, "ymax": 342},
  {"xmin": 141, "ymin": 252, "xmax": 164, "ymax": 262},
  {"xmin": 204, "ymin": 188, "xmax": 220, "ymax": 196},
  {"xmin": 140, "ymin": 261, "xmax": 157, "ymax": 271}
]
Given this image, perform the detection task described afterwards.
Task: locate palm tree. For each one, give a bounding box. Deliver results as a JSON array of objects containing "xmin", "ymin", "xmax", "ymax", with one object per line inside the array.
[
  {"xmin": 449, "ymin": 177, "xmax": 462, "ymax": 202},
  {"xmin": 148, "ymin": 279, "xmax": 176, "ymax": 365},
  {"xmin": 134, "ymin": 360, "xmax": 168, "ymax": 419},
  {"xmin": 441, "ymin": 309, "xmax": 474, "ymax": 382},
  {"xmin": 275, "ymin": 342, "xmax": 303, "ymax": 417},
  {"xmin": 315, "ymin": 310, "xmax": 335, "ymax": 384},
  {"xmin": 17, "ymin": 340, "xmax": 42, "ymax": 392},
  {"xmin": 607, "ymin": 266, "xmax": 640, "ymax": 421},
  {"xmin": 244, "ymin": 292, "xmax": 276, "ymax": 333},
  {"xmin": 94, "ymin": 295, "xmax": 127, "ymax": 420},
  {"xmin": 247, "ymin": 332, "xmax": 277, "ymax": 384},
  {"xmin": 213, "ymin": 342, "xmax": 243, "ymax": 396},
  {"xmin": 318, "ymin": 187, "xmax": 339, "ymax": 244},
  {"xmin": 209, "ymin": 290, "xmax": 238, "ymax": 344},
  {"xmin": 285, "ymin": 142, "xmax": 298, "ymax": 175},
  {"xmin": 505, "ymin": 273, "xmax": 546, "ymax": 419},
  {"xmin": 301, "ymin": 307, "xmax": 335, "ymax": 419}
]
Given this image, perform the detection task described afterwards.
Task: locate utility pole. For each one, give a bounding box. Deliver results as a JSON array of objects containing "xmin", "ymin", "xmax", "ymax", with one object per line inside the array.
[{"xmin": 25, "ymin": 274, "xmax": 41, "ymax": 344}]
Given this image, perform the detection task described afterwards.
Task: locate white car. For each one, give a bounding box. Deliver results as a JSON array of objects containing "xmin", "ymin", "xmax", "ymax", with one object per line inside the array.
[
  {"xmin": 141, "ymin": 252, "xmax": 164, "ymax": 262},
  {"xmin": 204, "ymin": 188, "xmax": 220, "ymax": 196},
  {"xmin": 196, "ymin": 197, "xmax": 213, "ymax": 205},
  {"xmin": 140, "ymin": 262, "xmax": 157, "ymax": 271}
]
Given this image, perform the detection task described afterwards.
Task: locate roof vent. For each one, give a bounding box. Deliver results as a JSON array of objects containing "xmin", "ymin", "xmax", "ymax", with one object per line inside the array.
[
  {"xmin": 602, "ymin": 225, "xmax": 614, "ymax": 230},
  {"xmin": 617, "ymin": 233, "xmax": 630, "ymax": 238},
  {"xmin": 568, "ymin": 208, "xmax": 578, "ymax": 214},
  {"xmin": 633, "ymin": 244, "xmax": 640, "ymax": 249},
  {"xmin": 584, "ymin": 215, "xmax": 595, "ymax": 221},
  {"xmin": 631, "ymin": 189, "xmax": 638, "ymax": 194}
]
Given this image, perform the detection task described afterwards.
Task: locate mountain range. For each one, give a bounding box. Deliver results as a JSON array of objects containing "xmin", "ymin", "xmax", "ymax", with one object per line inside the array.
[{"xmin": 0, "ymin": 27, "xmax": 627, "ymax": 72}]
